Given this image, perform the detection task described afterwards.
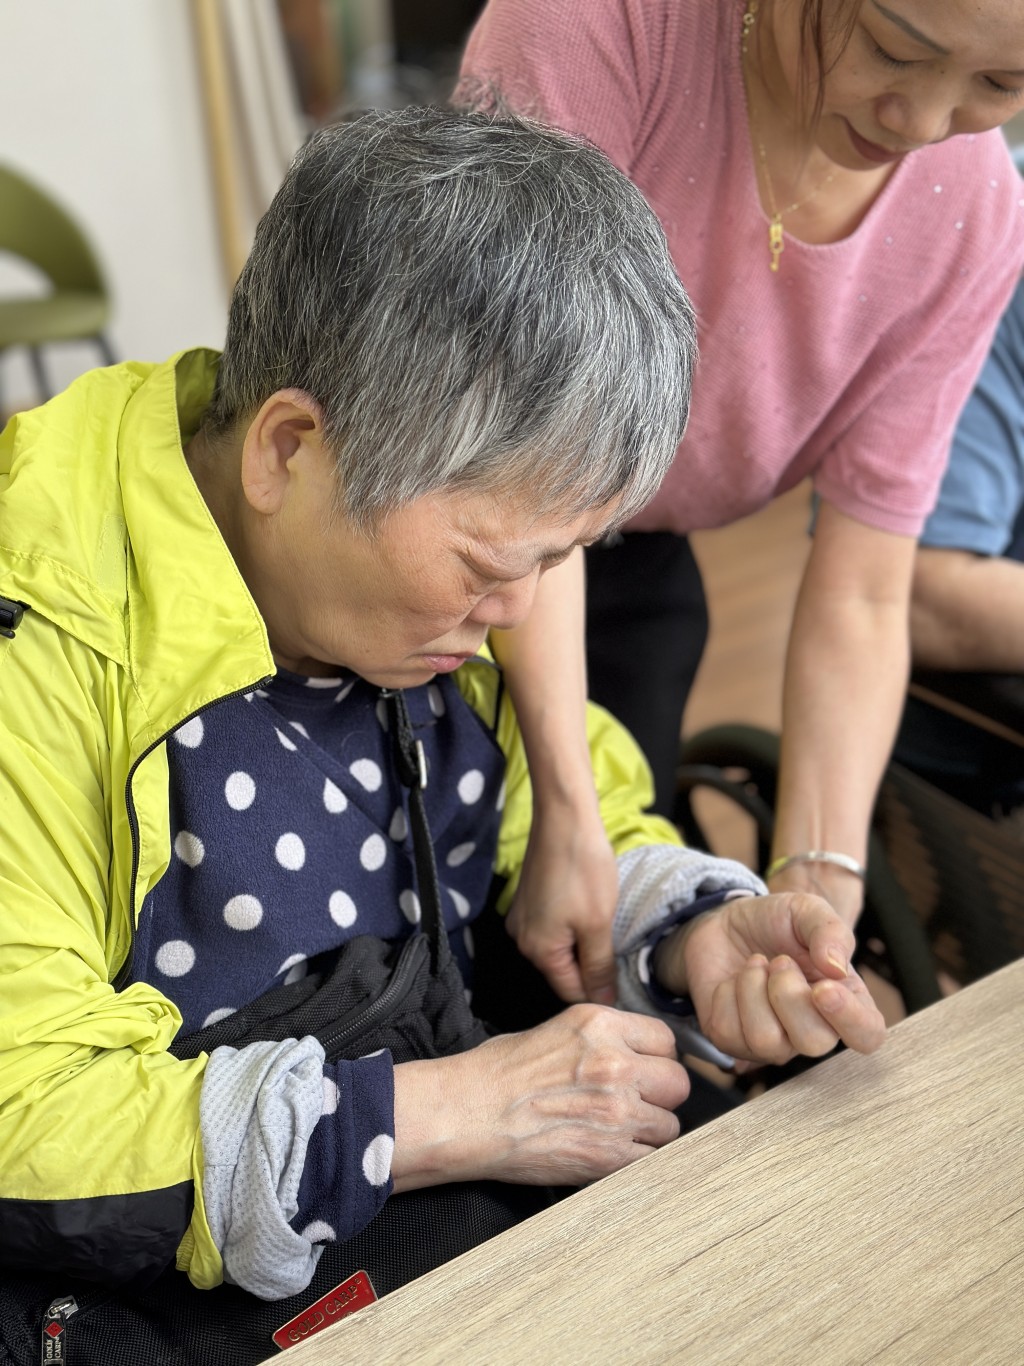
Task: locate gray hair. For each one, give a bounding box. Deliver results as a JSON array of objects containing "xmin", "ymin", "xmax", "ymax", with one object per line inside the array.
[{"xmin": 206, "ymin": 105, "xmax": 696, "ymax": 527}]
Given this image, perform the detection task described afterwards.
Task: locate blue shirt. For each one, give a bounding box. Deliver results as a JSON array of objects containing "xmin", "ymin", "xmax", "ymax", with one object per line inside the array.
[{"xmin": 922, "ymin": 273, "xmax": 1024, "ymax": 561}]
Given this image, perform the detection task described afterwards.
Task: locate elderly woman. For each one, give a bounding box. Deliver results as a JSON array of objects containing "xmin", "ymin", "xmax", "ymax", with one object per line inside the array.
[{"xmin": 0, "ymin": 107, "xmax": 882, "ymax": 1336}]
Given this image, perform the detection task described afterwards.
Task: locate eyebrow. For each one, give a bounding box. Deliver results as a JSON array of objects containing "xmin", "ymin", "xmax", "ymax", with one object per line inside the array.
[
  {"xmin": 870, "ymin": 2, "xmax": 1024, "ymax": 76},
  {"xmin": 469, "ymin": 536, "xmax": 587, "ymax": 581},
  {"xmin": 870, "ymin": 2, "xmax": 949, "ymax": 57}
]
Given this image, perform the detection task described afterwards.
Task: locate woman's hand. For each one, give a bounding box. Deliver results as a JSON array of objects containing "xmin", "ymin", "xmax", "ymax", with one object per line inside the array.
[
  {"xmin": 765, "ymin": 858, "xmax": 864, "ymax": 931},
  {"xmin": 488, "ymin": 546, "xmax": 621, "ymax": 1004},
  {"xmin": 505, "ymin": 798, "xmax": 619, "ymax": 1005},
  {"xmin": 391, "ymin": 1005, "xmax": 689, "ymax": 1191},
  {"xmin": 654, "ymin": 891, "xmax": 887, "ymax": 1066}
]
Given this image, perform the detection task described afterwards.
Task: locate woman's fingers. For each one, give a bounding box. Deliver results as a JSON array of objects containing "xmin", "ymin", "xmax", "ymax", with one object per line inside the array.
[
  {"xmin": 811, "ymin": 971, "xmax": 888, "ymax": 1054},
  {"xmin": 765, "ymin": 956, "xmax": 843, "ymax": 1058},
  {"xmin": 705, "ymin": 954, "xmax": 842, "ymax": 1064}
]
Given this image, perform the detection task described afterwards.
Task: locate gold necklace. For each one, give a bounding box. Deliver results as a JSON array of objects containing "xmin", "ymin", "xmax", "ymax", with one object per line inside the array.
[{"xmin": 741, "ymin": 0, "xmax": 834, "ymax": 273}]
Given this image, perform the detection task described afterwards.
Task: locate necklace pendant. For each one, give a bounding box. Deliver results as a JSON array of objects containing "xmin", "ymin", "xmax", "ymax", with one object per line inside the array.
[{"xmin": 768, "ymin": 216, "xmax": 784, "ymax": 273}]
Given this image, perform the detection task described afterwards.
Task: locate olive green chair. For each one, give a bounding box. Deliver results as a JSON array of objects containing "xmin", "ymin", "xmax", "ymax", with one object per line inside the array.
[{"xmin": 0, "ymin": 164, "xmax": 115, "ymax": 406}]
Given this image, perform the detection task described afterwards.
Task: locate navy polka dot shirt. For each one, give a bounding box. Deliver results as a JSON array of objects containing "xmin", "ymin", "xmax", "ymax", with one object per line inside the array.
[{"xmin": 132, "ymin": 667, "xmax": 504, "ymax": 1243}]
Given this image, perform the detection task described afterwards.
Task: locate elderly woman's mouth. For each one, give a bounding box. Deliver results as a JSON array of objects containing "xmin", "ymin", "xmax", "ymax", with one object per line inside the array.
[{"xmin": 420, "ymin": 651, "xmax": 478, "ymax": 673}]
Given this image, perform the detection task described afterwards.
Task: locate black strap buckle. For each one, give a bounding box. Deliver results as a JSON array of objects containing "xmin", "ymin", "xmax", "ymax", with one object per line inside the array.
[{"xmin": 0, "ymin": 597, "xmax": 29, "ymax": 639}]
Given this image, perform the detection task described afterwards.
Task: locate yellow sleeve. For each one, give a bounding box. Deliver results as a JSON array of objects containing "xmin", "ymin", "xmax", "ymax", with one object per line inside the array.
[{"xmin": 0, "ymin": 614, "xmax": 220, "ymax": 1286}]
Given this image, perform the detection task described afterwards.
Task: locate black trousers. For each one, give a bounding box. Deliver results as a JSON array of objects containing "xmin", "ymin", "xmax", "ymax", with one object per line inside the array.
[{"xmin": 585, "ymin": 532, "xmax": 708, "ymax": 817}]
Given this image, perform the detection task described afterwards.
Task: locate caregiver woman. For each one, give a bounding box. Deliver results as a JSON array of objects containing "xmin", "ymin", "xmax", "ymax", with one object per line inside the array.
[{"xmin": 459, "ymin": 0, "xmax": 1024, "ymax": 988}]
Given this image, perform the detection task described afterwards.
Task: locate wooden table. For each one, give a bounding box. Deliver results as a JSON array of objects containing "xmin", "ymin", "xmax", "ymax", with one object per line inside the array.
[{"xmin": 266, "ymin": 961, "xmax": 1024, "ymax": 1365}]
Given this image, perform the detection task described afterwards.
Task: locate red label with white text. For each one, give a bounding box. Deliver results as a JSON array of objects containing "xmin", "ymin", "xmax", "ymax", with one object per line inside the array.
[{"xmin": 272, "ymin": 1270, "xmax": 377, "ymax": 1351}]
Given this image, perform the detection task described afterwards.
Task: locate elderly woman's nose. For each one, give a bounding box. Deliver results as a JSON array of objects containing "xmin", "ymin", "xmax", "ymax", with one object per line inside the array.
[{"xmin": 468, "ymin": 569, "xmax": 542, "ymax": 631}]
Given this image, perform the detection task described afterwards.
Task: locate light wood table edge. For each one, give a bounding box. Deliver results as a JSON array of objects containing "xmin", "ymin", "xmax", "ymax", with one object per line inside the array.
[{"xmin": 263, "ymin": 961, "xmax": 1024, "ymax": 1366}]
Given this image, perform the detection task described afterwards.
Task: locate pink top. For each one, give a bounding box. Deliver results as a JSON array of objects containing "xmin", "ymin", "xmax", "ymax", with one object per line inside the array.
[{"xmin": 459, "ymin": 0, "xmax": 1024, "ymax": 536}]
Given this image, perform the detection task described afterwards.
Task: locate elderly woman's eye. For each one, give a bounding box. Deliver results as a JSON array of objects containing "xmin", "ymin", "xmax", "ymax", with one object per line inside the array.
[{"xmin": 463, "ymin": 557, "xmax": 502, "ymax": 587}]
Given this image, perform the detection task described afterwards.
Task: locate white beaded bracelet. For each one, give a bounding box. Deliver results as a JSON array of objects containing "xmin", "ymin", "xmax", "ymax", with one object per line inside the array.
[{"xmin": 764, "ymin": 850, "xmax": 867, "ymax": 882}]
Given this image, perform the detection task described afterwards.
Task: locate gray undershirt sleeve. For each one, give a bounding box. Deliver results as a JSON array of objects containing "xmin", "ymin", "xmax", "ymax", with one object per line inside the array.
[
  {"xmin": 199, "ymin": 1036, "xmax": 328, "ymax": 1300},
  {"xmin": 613, "ymin": 845, "xmax": 766, "ymax": 1066}
]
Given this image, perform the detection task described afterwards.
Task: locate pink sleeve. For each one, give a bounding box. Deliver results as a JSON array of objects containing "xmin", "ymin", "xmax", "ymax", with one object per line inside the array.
[
  {"xmin": 456, "ymin": 0, "xmax": 676, "ymax": 177},
  {"xmin": 814, "ymin": 238, "xmax": 1024, "ymax": 539}
]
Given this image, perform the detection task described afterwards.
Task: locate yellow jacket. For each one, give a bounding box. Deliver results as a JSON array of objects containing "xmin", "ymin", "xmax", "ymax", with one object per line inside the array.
[{"xmin": 0, "ymin": 351, "xmax": 680, "ymax": 1288}]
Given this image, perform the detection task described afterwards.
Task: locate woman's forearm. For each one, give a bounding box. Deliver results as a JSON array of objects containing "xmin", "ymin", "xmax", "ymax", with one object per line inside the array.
[
  {"xmin": 488, "ymin": 547, "xmax": 597, "ymax": 809},
  {"xmin": 487, "ymin": 547, "xmax": 622, "ymax": 1003},
  {"xmin": 771, "ymin": 506, "xmax": 917, "ymax": 927}
]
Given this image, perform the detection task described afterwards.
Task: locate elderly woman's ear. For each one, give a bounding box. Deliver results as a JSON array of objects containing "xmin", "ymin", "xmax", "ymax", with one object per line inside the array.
[{"xmin": 239, "ymin": 389, "xmax": 329, "ymax": 517}]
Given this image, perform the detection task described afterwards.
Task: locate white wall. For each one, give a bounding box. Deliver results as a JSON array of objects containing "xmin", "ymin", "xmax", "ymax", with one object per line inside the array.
[{"xmin": 0, "ymin": 0, "xmax": 229, "ymax": 408}]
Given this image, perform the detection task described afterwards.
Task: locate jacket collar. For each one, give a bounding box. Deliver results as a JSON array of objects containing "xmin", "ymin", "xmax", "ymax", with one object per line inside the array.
[
  {"xmin": 117, "ymin": 350, "xmax": 273, "ymax": 749},
  {"xmin": 0, "ymin": 350, "xmax": 273, "ymax": 752}
]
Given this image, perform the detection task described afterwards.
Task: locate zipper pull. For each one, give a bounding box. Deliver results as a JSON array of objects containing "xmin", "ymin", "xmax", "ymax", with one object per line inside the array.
[{"xmin": 41, "ymin": 1297, "xmax": 78, "ymax": 1364}]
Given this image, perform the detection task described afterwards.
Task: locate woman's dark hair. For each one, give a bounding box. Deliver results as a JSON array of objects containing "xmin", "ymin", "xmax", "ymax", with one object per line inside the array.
[{"xmin": 797, "ymin": 0, "xmax": 862, "ymax": 126}]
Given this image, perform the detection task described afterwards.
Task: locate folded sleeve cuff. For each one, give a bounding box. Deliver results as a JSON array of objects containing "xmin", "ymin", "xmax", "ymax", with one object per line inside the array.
[{"xmin": 613, "ymin": 846, "xmax": 766, "ymax": 1068}]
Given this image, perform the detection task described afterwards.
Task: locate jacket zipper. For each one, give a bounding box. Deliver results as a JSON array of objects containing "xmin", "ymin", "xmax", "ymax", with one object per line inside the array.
[
  {"xmin": 318, "ymin": 933, "xmax": 431, "ymax": 1059},
  {"xmin": 112, "ymin": 675, "xmax": 274, "ymax": 991},
  {"xmin": 40, "ymin": 1296, "xmax": 78, "ymax": 1363}
]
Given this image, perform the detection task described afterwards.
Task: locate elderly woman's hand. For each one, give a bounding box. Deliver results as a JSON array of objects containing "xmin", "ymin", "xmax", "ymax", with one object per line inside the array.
[
  {"xmin": 391, "ymin": 1005, "xmax": 688, "ymax": 1191},
  {"xmin": 654, "ymin": 892, "xmax": 887, "ymax": 1066},
  {"xmin": 505, "ymin": 801, "xmax": 620, "ymax": 1006}
]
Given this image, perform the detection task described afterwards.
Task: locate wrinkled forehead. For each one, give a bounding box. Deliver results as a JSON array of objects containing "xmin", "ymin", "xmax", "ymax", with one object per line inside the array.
[{"xmin": 396, "ymin": 484, "xmax": 623, "ymax": 564}]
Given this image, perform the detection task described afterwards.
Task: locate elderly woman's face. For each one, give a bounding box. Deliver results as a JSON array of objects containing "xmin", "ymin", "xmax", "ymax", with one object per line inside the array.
[{"xmin": 254, "ymin": 447, "xmax": 617, "ymax": 687}]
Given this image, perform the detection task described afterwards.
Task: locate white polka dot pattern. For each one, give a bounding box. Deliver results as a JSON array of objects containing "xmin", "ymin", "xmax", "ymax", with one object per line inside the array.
[
  {"xmin": 360, "ymin": 834, "xmax": 386, "ymax": 871},
  {"xmin": 225, "ymin": 771, "xmax": 256, "ymax": 810},
  {"xmin": 275, "ymin": 832, "xmax": 306, "ymax": 870},
  {"xmin": 350, "ymin": 758, "xmax": 382, "ymax": 792},
  {"xmin": 300, "ymin": 1220, "xmax": 337, "ymax": 1243},
  {"xmin": 223, "ymin": 894, "xmax": 263, "ymax": 930},
  {"xmin": 446, "ymin": 841, "xmax": 475, "ymax": 868},
  {"xmin": 322, "ymin": 1077, "xmax": 339, "ymax": 1115},
  {"xmin": 155, "ymin": 939, "xmax": 195, "ymax": 976},
  {"xmin": 202, "ymin": 1006, "xmax": 236, "ymax": 1027},
  {"xmin": 174, "ymin": 831, "xmax": 205, "ymax": 867},
  {"xmin": 329, "ymin": 890, "xmax": 358, "ymax": 927},
  {"xmin": 148, "ymin": 667, "xmax": 502, "ymax": 1062},
  {"xmin": 361, "ymin": 1134, "xmax": 394, "ymax": 1186},
  {"xmin": 389, "ymin": 807, "xmax": 408, "ymax": 841},
  {"xmin": 173, "ymin": 717, "xmax": 204, "ymax": 748},
  {"xmin": 449, "ymin": 888, "xmax": 471, "ymax": 919},
  {"xmin": 457, "ymin": 769, "xmax": 485, "ymax": 804},
  {"xmin": 278, "ymin": 953, "xmax": 308, "ymax": 984}
]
